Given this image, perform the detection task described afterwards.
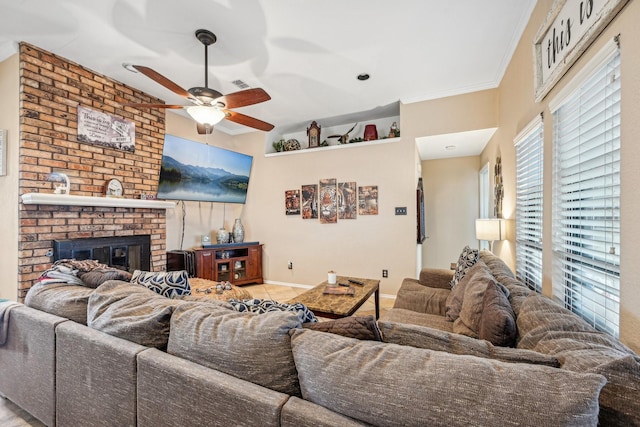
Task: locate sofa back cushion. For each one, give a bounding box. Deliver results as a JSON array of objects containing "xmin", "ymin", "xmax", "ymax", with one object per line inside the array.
[
  {"xmin": 290, "ymin": 328, "xmax": 605, "ymax": 427},
  {"xmin": 25, "ymin": 282, "xmax": 94, "ymax": 324},
  {"xmin": 87, "ymin": 280, "xmax": 185, "ymax": 349},
  {"xmin": 168, "ymin": 303, "xmax": 302, "ymax": 396},
  {"xmin": 379, "ymin": 321, "xmax": 559, "ymax": 367}
]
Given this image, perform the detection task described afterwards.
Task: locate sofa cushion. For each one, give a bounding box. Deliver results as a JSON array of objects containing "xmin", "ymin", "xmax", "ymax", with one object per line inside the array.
[
  {"xmin": 450, "ymin": 245, "xmax": 478, "ymax": 288},
  {"xmin": 382, "ymin": 308, "xmax": 454, "ymax": 332},
  {"xmin": 303, "ymin": 315, "xmax": 382, "ymax": 341},
  {"xmin": 445, "ymin": 261, "xmax": 491, "ymax": 321},
  {"xmin": 393, "ymin": 278, "xmax": 450, "ymax": 316},
  {"xmin": 87, "ymin": 280, "xmax": 185, "ymax": 349},
  {"xmin": 167, "ymin": 303, "xmax": 302, "ymax": 396},
  {"xmin": 79, "ymin": 267, "xmax": 133, "ymax": 288},
  {"xmin": 228, "ymin": 298, "xmax": 318, "ymax": 323},
  {"xmin": 290, "ymin": 328, "xmax": 605, "ymax": 427},
  {"xmin": 379, "ymin": 321, "xmax": 559, "ymax": 367},
  {"xmin": 477, "ymin": 279, "xmax": 517, "ymax": 346},
  {"xmin": 25, "ymin": 282, "xmax": 94, "ymax": 324},
  {"xmin": 131, "ymin": 270, "xmax": 190, "ymax": 298}
]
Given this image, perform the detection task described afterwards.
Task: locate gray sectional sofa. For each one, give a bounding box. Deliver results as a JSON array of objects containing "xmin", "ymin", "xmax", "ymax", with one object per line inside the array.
[{"xmin": 0, "ymin": 251, "xmax": 635, "ymax": 426}]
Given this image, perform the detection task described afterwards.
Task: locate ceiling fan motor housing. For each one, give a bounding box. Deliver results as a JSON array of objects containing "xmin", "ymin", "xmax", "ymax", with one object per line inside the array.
[{"xmin": 189, "ymin": 87, "xmax": 225, "ymax": 106}]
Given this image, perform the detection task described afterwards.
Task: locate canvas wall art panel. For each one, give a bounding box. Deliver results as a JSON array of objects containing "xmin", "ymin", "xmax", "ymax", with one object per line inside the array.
[
  {"xmin": 301, "ymin": 184, "xmax": 318, "ymax": 219},
  {"xmin": 358, "ymin": 185, "xmax": 378, "ymax": 215},
  {"xmin": 338, "ymin": 182, "xmax": 357, "ymax": 219},
  {"xmin": 319, "ymin": 178, "xmax": 337, "ymax": 224},
  {"xmin": 285, "ymin": 189, "xmax": 301, "ymax": 215}
]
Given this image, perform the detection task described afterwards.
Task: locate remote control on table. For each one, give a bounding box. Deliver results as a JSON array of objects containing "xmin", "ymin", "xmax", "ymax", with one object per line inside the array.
[
  {"xmin": 338, "ymin": 282, "xmax": 350, "ymax": 287},
  {"xmin": 348, "ymin": 279, "xmax": 365, "ymax": 286}
]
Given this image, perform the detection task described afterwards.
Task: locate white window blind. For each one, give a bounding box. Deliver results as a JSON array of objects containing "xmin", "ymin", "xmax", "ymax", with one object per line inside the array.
[
  {"xmin": 515, "ymin": 116, "xmax": 543, "ymax": 293},
  {"xmin": 552, "ymin": 42, "xmax": 621, "ymax": 337}
]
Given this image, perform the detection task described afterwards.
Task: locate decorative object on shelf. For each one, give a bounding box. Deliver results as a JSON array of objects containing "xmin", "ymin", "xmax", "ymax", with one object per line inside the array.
[
  {"xmin": 232, "ymin": 218, "xmax": 245, "ymax": 243},
  {"xmin": 285, "ymin": 189, "xmax": 301, "ymax": 215},
  {"xmin": 301, "ymin": 184, "xmax": 318, "ymax": 219},
  {"xmin": 358, "ymin": 185, "xmax": 379, "ymax": 215},
  {"xmin": 105, "ymin": 178, "xmax": 123, "ymax": 197},
  {"xmin": 338, "ymin": 182, "xmax": 357, "ymax": 219},
  {"xmin": 320, "ymin": 139, "xmax": 329, "ymax": 147},
  {"xmin": 139, "ymin": 193, "xmax": 156, "ymax": 200},
  {"xmin": 348, "ymin": 137, "xmax": 364, "ymax": 143},
  {"xmin": 363, "ymin": 124, "xmax": 378, "ymax": 141},
  {"xmin": 388, "ymin": 122, "xmax": 400, "ymax": 138},
  {"xmin": 319, "ymin": 178, "xmax": 338, "ymax": 224},
  {"xmin": 494, "ymin": 155, "xmax": 503, "ymax": 218},
  {"xmin": 272, "ymin": 139, "xmax": 285, "ymax": 152},
  {"xmin": 307, "ymin": 121, "xmax": 321, "ymax": 148},
  {"xmin": 328, "ymin": 123, "xmax": 357, "ymax": 144},
  {"xmin": 46, "ymin": 172, "xmax": 71, "ymax": 195},
  {"xmin": 216, "ymin": 228, "xmax": 229, "ymax": 244},
  {"xmin": 283, "ymin": 138, "xmax": 301, "ymax": 151},
  {"xmin": 327, "ymin": 270, "xmax": 337, "ymax": 286}
]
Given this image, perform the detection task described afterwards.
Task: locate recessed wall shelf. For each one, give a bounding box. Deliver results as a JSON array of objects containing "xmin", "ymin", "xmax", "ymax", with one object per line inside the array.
[
  {"xmin": 21, "ymin": 193, "xmax": 176, "ymax": 209},
  {"xmin": 264, "ymin": 137, "xmax": 401, "ymax": 157}
]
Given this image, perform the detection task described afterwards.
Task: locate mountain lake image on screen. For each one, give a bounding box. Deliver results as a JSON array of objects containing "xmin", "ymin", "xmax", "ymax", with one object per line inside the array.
[{"xmin": 157, "ymin": 134, "xmax": 254, "ymax": 203}]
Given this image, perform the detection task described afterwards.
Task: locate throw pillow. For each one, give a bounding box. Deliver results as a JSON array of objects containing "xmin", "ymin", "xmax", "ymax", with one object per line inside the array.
[
  {"xmin": 87, "ymin": 280, "xmax": 185, "ymax": 349},
  {"xmin": 131, "ymin": 270, "xmax": 190, "ymax": 298},
  {"xmin": 290, "ymin": 329, "xmax": 605, "ymax": 427},
  {"xmin": 167, "ymin": 304, "xmax": 302, "ymax": 396},
  {"xmin": 303, "ymin": 315, "xmax": 382, "ymax": 341},
  {"xmin": 228, "ymin": 298, "xmax": 318, "ymax": 323},
  {"xmin": 378, "ymin": 321, "xmax": 560, "ymax": 367},
  {"xmin": 445, "ymin": 260, "xmax": 490, "ymax": 321},
  {"xmin": 450, "ymin": 245, "xmax": 478, "ymax": 288},
  {"xmin": 477, "ymin": 280, "xmax": 516, "ymax": 346},
  {"xmin": 79, "ymin": 268, "xmax": 132, "ymax": 288}
]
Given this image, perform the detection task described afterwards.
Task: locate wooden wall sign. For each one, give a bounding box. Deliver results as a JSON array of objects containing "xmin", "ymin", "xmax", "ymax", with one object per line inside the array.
[{"xmin": 534, "ymin": 0, "xmax": 629, "ymax": 102}]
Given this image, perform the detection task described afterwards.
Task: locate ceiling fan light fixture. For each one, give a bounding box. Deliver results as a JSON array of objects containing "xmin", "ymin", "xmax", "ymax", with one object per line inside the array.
[{"xmin": 187, "ymin": 106, "xmax": 225, "ymax": 126}]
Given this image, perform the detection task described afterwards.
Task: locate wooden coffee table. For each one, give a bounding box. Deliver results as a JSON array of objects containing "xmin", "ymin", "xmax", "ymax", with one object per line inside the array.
[{"xmin": 289, "ymin": 276, "xmax": 380, "ymax": 319}]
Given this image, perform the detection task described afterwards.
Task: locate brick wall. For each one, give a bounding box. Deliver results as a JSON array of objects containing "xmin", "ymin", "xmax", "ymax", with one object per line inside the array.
[{"xmin": 18, "ymin": 43, "xmax": 168, "ymax": 300}]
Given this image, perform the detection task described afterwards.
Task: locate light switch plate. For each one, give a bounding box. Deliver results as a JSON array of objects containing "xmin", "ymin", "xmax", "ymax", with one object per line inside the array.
[{"xmin": 395, "ymin": 207, "xmax": 407, "ymax": 215}]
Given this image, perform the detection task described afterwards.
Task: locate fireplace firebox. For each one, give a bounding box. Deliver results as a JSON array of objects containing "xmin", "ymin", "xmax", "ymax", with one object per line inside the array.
[{"xmin": 54, "ymin": 235, "xmax": 151, "ymax": 272}]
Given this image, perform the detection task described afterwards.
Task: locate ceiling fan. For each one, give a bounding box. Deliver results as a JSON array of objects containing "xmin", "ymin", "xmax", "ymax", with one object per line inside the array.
[{"xmin": 124, "ymin": 29, "xmax": 274, "ymax": 134}]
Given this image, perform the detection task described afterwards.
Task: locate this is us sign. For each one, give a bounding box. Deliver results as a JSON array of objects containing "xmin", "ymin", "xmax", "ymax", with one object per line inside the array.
[{"xmin": 534, "ymin": 0, "xmax": 628, "ymax": 101}]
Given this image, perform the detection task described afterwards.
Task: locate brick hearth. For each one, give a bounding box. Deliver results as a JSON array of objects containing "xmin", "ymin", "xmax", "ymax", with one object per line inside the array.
[{"xmin": 17, "ymin": 43, "xmax": 168, "ymax": 301}]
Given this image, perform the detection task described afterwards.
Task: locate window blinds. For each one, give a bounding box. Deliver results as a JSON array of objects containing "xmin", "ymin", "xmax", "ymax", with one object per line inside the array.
[
  {"xmin": 515, "ymin": 116, "xmax": 543, "ymax": 293},
  {"xmin": 551, "ymin": 43, "xmax": 620, "ymax": 337}
]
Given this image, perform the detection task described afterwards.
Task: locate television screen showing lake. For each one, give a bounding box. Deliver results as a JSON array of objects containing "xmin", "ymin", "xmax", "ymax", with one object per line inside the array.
[{"xmin": 157, "ymin": 135, "xmax": 253, "ymax": 203}]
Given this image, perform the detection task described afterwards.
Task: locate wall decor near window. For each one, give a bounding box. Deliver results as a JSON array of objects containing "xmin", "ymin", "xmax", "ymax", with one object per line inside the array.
[
  {"xmin": 319, "ymin": 178, "xmax": 338, "ymax": 224},
  {"xmin": 77, "ymin": 106, "xmax": 135, "ymax": 152},
  {"xmin": 494, "ymin": 155, "xmax": 503, "ymax": 218},
  {"xmin": 301, "ymin": 184, "xmax": 318, "ymax": 219},
  {"xmin": 358, "ymin": 186, "xmax": 379, "ymax": 215},
  {"xmin": 285, "ymin": 190, "xmax": 300, "ymax": 215},
  {"xmin": 338, "ymin": 182, "xmax": 357, "ymax": 219},
  {"xmin": 417, "ymin": 178, "xmax": 426, "ymax": 243}
]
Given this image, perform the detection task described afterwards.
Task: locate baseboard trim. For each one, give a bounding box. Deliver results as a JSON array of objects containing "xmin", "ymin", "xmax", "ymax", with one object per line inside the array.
[{"xmin": 263, "ymin": 280, "xmax": 396, "ymax": 300}]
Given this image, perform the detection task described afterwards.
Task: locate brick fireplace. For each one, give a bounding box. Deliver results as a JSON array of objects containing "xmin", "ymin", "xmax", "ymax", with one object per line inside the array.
[{"xmin": 17, "ymin": 43, "xmax": 169, "ymax": 300}]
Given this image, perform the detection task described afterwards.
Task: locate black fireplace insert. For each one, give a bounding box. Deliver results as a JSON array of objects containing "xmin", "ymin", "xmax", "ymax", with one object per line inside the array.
[{"xmin": 54, "ymin": 235, "xmax": 151, "ymax": 272}]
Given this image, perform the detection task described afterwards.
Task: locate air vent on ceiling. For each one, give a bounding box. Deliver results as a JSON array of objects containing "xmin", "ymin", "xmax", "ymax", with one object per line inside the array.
[{"xmin": 231, "ymin": 79, "xmax": 250, "ymax": 89}]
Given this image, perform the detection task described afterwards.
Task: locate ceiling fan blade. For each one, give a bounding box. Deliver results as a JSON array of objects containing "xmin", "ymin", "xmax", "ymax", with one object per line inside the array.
[
  {"xmin": 223, "ymin": 110, "xmax": 274, "ymax": 131},
  {"xmin": 218, "ymin": 88, "xmax": 271, "ymax": 109},
  {"xmin": 132, "ymin": 65, "xmax": 193, "ymax": 100},
  {"xmin": 196, "ymin": 123, "xmax": 214, "ymax": 135},
  {"xmin": 122, "ymin": 103, "xmax": 184, "ymax": 109}
]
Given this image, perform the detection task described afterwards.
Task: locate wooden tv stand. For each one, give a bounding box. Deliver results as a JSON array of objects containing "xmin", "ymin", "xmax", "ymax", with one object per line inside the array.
[{"xmin": 193, "ymin": 243, "xmax": 263, "ymax": 286}]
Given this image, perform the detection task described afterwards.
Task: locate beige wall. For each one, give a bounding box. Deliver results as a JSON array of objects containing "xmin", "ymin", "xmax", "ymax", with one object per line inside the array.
[
  {"xmin": 481, "ymin": 0, "xmax": 640, "ymax": 351},
  {"xmin": 422, "ymin": 156, "xmax": 480, "ymax": 268},
  {"xmin": 0, "ymin": 54, "xmax": 19, "ymax": 300}
]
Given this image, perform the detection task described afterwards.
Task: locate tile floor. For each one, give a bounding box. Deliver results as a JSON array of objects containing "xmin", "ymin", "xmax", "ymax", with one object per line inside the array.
[{"xmin": 0, "ymin": 283, "xmax": 396, "ymax": 425}]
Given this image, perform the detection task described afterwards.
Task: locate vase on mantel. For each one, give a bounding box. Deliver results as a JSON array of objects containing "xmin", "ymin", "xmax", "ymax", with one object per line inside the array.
[
  {"xmin": 232, "ymin": 218, "xmax": 245, "ymax": 243},
  {"xmin": 216, "ymin": 228, "xmax": 229, "ymax": 245}
]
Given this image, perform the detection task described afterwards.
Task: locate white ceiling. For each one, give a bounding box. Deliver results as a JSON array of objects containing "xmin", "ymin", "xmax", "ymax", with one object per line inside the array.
[
  {"xmin": 416, "ymin": 128, "xmax": 498, "ymax": 161},
  {"xmin": 0, "ymin": 0, "xmax": 535, "ymax": 142}
]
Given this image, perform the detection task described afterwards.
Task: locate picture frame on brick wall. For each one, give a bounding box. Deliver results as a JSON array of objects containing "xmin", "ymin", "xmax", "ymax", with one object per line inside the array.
[{"xmin": 77, "ymin": 106, "xmax": 136, "ymax": 152}]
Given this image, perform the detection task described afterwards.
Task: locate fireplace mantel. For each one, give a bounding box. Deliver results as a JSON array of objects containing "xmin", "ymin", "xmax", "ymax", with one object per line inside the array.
[{"xmin": 21, "ymin": 193, "xmax": 175, "ymax": 209}]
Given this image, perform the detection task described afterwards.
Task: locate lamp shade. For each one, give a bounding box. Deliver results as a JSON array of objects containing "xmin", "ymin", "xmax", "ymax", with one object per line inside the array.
[
  {"xmin": 186, "ymin": 106, "xmax": 226, "ymax": 126},
  {"xmin": 475, "ymin": 219, "xmax": 506, "ymax": 241}
]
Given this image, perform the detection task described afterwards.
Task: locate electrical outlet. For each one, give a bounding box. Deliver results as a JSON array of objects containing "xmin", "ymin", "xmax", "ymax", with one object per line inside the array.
[
  {"xmin": 395, "ymin": 207, "xmax": 407, "ymax": 215},
  {"xmin": 382, "ymin": 269, "xmax": 388, "ymax": 278},
  {"xmin": 288, "ymin": 261, "xmax": 293, "ymax": 270}
]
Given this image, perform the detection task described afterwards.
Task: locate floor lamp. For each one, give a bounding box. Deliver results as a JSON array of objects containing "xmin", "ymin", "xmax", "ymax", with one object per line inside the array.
[{"xmin": 475, "ymin": 219, "xmax": 506, "ymax": 252}]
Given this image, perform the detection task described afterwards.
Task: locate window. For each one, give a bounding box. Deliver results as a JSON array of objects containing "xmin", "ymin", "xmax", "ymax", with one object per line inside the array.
[
  {"xmin": 515, "ymin": 115, "xmax": 543, "ymax": 293},
  {"xmin": 551, "ymin": 40, "xmax": 621, "ymax": 337},
  {"xmin": 478, "ymin": 163, "xmax": 490, "ymax": 250}
]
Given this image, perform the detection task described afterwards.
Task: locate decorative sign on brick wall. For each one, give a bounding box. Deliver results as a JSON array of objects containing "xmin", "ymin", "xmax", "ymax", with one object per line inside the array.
[
  {"xmin": 78, "ymin": 105, "xmax": 136, "ymax": 152},
  {"xmin": 534, "ymin": 0, "xmax": 629, "ymax": 102}
]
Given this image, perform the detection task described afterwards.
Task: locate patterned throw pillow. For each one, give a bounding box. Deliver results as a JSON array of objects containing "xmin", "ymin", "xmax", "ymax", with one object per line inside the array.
[
  {"xmin": 450, "ymin": 245, "xmax": 479, "ymax": 288},
  {"xmin": 228, "ymin": 298, "xmax": 318, "ymax": 323},
  {"xmin": 131, "ymin": 270, "xmax": 190, "ymax": 298}
]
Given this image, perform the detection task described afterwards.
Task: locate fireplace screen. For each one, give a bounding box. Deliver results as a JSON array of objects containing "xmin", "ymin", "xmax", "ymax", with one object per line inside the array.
[{"xmin": 54, "ymin": 235, "xmax": 151, "ymax": 272}]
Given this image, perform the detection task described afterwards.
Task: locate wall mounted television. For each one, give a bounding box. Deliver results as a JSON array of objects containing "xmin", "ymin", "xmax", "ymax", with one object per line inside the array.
[{"xmin": 157, "ymin": 134, "xmax": 253, "ymax": 204}]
